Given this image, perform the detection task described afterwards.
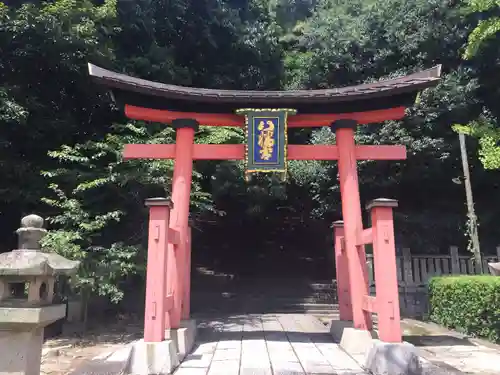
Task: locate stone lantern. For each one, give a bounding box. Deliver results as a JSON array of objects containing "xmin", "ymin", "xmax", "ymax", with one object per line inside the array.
[
  {"xmin": 0, "ymin": 214, "xmax": 79, "ymax": 375},
  {"xmin": 488, "ymin": 262, "xmax": 500, "ymax": 276}
]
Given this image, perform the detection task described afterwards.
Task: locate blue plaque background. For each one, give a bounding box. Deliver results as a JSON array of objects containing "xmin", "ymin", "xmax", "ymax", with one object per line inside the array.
[{"xmin": 251, "ymin": 116, "xmax": 280, "ymax": 166}]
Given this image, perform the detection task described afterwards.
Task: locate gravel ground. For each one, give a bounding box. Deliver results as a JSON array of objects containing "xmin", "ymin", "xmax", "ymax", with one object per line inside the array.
[{"xmin": 41, "ymin": 316, "xmax": 142, "ymax": 375}]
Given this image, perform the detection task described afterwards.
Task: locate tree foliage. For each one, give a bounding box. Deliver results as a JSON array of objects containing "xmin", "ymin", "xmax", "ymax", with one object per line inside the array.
[
  {"xmin": 463, "ymin": 0, "xmax": 500, "ymax": 59},
  {"xmin": 454, "ymin": 0, "xmax": 500, "ymax": 170}
]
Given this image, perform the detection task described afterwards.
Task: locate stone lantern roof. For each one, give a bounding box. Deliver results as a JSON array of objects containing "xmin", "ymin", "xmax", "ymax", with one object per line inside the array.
[
  {"xmin": 489, "ymin": 262, "xmax": 500, "ymax": 276},
  {"xmin": 0, "ymin": 214, "xmax": 79, "ymax": 277}
]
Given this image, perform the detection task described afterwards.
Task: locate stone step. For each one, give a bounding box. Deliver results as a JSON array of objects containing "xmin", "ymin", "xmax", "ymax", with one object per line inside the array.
[
  {"xmin": 192, "ymin": 285, "xmax": 337, "ymax": 291},
  {"xmin": 191, "ymin": 281, "xmax": 336, "ymax": 291},
  {"xmin": 191, "ymin": 302, "xmax": 339, "ymax": 314},
  {"xmin": 190, "ymin": 301, "xmax": 337, "ymax": 307},
  {"xmin": 192, "ymin": 293, "xmax": 337, "ymax": 300},
  {"xmin": 192, "ymin": 290, "xmax": 337, "ymax": 298},
  {"xmin": 191, "ymin": 290, "xmax": 337, "ymax": 297}
]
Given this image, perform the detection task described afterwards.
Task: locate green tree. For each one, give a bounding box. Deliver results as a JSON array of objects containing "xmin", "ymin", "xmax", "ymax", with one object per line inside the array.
[
  {"xmin": 0, "ymin": 0, "xmax": 118, "ymax": 244},
  {"xmin": 39, "ymin": 117, "xmax": 251, "ymax": 319},
  {"xmin": 279, "ymin": 0, "xmax": 484, "ymax": 250},
  {"xmin": 463, "ymin": 0, "xmax": 500, "ymax": 59},
  {"xmin": 454, "ymin": 1, "xmax": 500, "ymax": 170}
]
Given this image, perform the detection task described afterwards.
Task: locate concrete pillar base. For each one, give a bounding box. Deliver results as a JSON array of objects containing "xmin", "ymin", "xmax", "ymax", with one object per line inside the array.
[
  {"xmin": 365, "ymin": 339, "xmax": 422, "ymax": 375},
  {"xmin": 127, "ymin": 339, "xmax": 179, "ymax": 375},
  {"xmin": 330, "ymin": 320, "xmax": 355, "ymax": 342},
  {"xmin": 165, "ymin": 319, "xmax": 197, "ymax": 361},
  {"xmin": 329, "ymin": 320, "xmax": 377, "ymax": 354},
  {"xmin": 339, "ymin": 326, "xmax": 376, "ymax": 364}
]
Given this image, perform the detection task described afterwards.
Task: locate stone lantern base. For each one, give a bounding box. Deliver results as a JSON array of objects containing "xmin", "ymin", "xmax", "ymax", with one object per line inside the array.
[{"xmin": 0, "ymin": 304, "xmax": 66, "ymax": 375}]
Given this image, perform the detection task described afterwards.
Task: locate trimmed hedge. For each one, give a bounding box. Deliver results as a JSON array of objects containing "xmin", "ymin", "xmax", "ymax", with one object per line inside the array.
[{"xmin": 428, "ymin": 275, "xmax": 500, "ymax": 343}]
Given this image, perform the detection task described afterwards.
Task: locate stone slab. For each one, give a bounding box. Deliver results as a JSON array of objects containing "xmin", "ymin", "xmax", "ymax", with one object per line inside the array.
[
  {"xmin": 208, "ymin": 359, "xmax": 240, "ymax": 374},
  {"xmin": 365, "ymin": 339, "xmax": 422, "ymax": 375},
  {"xmin": 173, "ymin": 368, "xmax": 208, "ymax": 375},
  {"xmin": 127, "ymin": 339, "xmax": 179, "ymax": 375},
  {"xmin": 212, "ymin": 348, "xmax": 241, "ymax": 361},
  {"xmin": 314, "ymin": 342, "xmax": 366, "ymax": 373},
  {"xmin": 271, "ymin": 361, "xmax": 304, "ymax": 373},
  {"xmin": 191, "ymin": 341, "xmax": 217, "ymax": 355},
  {"xmin": 239, "ymin": 367, "xmax": 272, "ymax": 375},
  {"xmin": 70, "ymin": 345, "xmax": 133, "ymax": 375},
  {"xmin": 179, "ymin": 352, "xmax": 213, "ymax": 368}
]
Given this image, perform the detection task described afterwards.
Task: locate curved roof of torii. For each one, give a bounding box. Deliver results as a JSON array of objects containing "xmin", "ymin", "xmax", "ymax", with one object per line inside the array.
[{"xmin": 88, "ymin": 63, "xmax": 442, "ymax": 114}]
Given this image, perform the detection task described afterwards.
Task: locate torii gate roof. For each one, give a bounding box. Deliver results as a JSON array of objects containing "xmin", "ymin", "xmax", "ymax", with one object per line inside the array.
[{"xmin": 88, "ymin": 63, "xmax": 441, "ymax": 114}]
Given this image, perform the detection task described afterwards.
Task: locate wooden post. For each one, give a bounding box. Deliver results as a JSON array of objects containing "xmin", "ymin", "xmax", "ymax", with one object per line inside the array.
[
  {"xmin": 427, "ymin": 258, "xmax": 436, "ymax": 276},
  {"xmin": 168, "ymin": 119, "xmax": 198, "ymax": 329},
  {"xmin": 402, "ymin": 248, "xmax": 413, "ymax": 285},
  {"xmin": 450, "ymin": 246, "xmax": 460, "ymax": 274},
  {"xmin": 182, "ymin": 225, "xmax": 192, "ymax": 320},
  {"xmin": 412, "ymin": 258, "xmax": 420, "ymax": 285},
  {"xmin": 144, "ymin": 198, "xmax": 172, "ymax": 342},
  {"xmin": 333, "ymin": 119, "xmax": 372, "ymax": 331},
  {"xmin": 368, "ymin": 198, "xmax": 402, "ymax": 343},
  {"xmin": 496, "ymin": 246, "xmax": 500, "ymax": 261},
  {"xmin": 366, "ymin": 257, "xmax": 374, "ymax": 286},
  {"xmin": 333, "ymin": 221, "xmax": 352, "ymax": 321}
]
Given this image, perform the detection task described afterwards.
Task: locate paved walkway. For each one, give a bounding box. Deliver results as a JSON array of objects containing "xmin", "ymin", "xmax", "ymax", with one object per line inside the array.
[
  {"xmin": 402, "ymin": 319, "xmax": 500, "ymax": 375},
  {"xmin": 174, "ymin": 314, "xmax": 366, "ymax": 375}
]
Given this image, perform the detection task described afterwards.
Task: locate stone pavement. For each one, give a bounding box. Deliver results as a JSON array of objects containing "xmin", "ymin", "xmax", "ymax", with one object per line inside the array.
[
  {"xmin": 174, "ymin": 314, "xmax": 366, "ymax": 375},
  {"xmin": 402, "ymin": 319, "xmax": 500, "ymax": 375}
]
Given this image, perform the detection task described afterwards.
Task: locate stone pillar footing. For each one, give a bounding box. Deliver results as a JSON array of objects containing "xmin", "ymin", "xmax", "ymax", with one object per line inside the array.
[
  {"xmin": 330, "ymin": 320, "xmax": 377, "ymax": 350},
  {"xmin": 330, "ymin": 320, "xmax": 424, "ymax": 375},
  {"xmin": 127, "ymin": 339, "xmax": 179, "ymax": 375},
  {"xmin": 165, "ymin": 319, "xmax": 197, "ymax": 361}
]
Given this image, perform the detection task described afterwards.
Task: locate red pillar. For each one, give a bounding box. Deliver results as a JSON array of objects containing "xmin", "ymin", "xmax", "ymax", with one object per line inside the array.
[
  {"xmin": 368, "ymin": 198, "xmax": 402, "ymax": 342},
  {"xmin": 333, "ymin": 220, "xmax": 352, "ymax": 321},
  {"xmin": 168, "ymin": 119, "xmax": 198, "ymax": 329},
  {"xmin": 182, "ymin": 225, "xmax": 192, "ymax": 320},
  {"xmin": 144, "ymin": 198, "xmax": 172, "ymax": 342},
  {"xmin": 332, "ymin": 119, "xmax": 372, "ymax": 331}
]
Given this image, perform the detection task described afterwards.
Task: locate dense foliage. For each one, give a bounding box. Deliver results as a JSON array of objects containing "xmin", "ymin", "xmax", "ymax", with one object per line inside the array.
[
  {"xmin": 429, "ymin": 276, "xmax": 500, "ymax": 343},
  {"xmin": 453, "ymin": 0, "xmax": 500, "ymax": 169},
  {"xmin": 1, "ymin": 0, "xmax": 500, "ymax": 306}
]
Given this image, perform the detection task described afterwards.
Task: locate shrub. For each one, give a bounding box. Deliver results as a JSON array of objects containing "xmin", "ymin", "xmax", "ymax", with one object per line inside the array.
[{"xmin": 428, "ymin": 275, "xmax": 500, "ymax": 343}]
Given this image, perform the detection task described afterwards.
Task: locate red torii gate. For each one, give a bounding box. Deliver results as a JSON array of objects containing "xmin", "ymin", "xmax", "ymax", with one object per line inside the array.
[{"xmin": 88, "ymin": 63, "xmax": 441, "ymax": 345}]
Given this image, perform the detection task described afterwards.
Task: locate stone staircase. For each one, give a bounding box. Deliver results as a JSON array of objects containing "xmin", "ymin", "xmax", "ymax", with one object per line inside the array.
[{"xmin": 190, "ymin": 278, "xmax": 339, "ymax": 317}]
